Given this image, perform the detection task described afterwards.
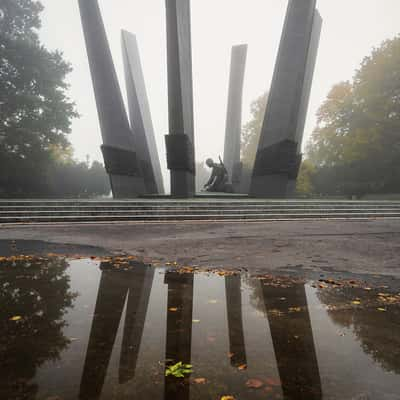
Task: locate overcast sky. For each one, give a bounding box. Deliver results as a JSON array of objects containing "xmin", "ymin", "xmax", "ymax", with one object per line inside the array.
[{"xmin": 39, "ymin": 0, "xmax": 400, "ymax": 184}]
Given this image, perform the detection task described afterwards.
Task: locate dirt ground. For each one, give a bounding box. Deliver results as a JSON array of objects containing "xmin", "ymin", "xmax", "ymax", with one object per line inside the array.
[{"xmin": 1, "ymin": 219, "xmax": 400, "ymax": 278}]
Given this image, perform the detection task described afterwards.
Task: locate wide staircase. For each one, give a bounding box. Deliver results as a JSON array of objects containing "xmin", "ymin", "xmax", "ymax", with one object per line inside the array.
[{"xmin": 1, "ymin": 199, "xmax": 400, "ymax": 223}]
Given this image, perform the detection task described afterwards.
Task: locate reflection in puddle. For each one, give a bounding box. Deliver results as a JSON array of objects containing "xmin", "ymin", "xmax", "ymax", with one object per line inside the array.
[{"xmin": 0, "ymin": 256, "xmax": 399, "ymax": 400}]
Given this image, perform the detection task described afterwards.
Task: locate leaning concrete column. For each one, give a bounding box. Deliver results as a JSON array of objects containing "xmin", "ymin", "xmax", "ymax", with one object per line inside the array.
[
  {"xmin": 250, "ymin": 0, "xmax": 318, "ymax": 198},
  {"xmin": 165, "ymin": 0, "xmax": 196, "ymax": 198},
  {"xmin": 287, "ymin": 10, "xmax": 322, "ymax": 196},
  {"xmin": 223, "ymin": 45, "xmax": 248, "ymax": 193},
  {"xmin": 78, "ymin": 0, "xmax": 145, "ymax": 198},
  {"xmin": 121, "ymin": 31, "xmax": 165, "ymax": 195}
]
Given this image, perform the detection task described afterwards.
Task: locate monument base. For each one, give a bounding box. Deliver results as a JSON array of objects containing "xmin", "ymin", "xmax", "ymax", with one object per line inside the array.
[
  {"xmin": 170, "ymin": 171, "xmax": 195, "ymax": 198},
  {"xmin": 250, "ymin": 174, "xmax": 289, "ymax": 198},
  {"xmin": 110, "ymin": 175, "xmax": 146, "ymax": 199}
]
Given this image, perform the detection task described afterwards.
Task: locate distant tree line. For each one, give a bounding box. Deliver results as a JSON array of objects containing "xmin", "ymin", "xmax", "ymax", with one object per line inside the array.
[
  {"xmin": 242, "ymin": 36, "xmax": 400, "ymax": 198},
  {"xmin": 0, "ymin": 0, "xmax": 110, "ymax": 198}
]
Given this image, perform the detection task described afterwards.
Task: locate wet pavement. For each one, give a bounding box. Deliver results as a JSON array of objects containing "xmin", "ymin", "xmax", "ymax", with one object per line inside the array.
[{"xmin": 1, "ymin": 252, "xmax": 400, "ymax": 400}]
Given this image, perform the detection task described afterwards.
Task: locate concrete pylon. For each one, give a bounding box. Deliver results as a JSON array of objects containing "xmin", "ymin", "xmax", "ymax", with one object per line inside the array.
[
  {"xmin": 250, "ymin": 0, "xmax": 320, "ymax": 198},
  {"xmin": 165, "ymin": 0, "xmax": 196, "ymax": 198},
  {"xmin": 287, "ymin": 10, "xmax": 322, "ymax": 196},
  {"xmin": 223, "ymin": 45, "xmax": 248, "ymax": 193},
  {"xmin": 121, "ymin": 31, "xmax": 165, "ymax": 195},
  {"xmin": 78, "ymin": 0, "xmax": 145, "ymax": 198}
]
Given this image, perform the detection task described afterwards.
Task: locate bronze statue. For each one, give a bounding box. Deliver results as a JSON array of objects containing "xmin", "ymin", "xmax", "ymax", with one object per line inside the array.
[{"xmin": 203, "ymin": 157, "xmax": 233, "ymax": 193}]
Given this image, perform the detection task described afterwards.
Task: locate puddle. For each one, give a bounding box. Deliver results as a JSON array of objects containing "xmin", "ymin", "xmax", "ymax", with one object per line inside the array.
[{"xmin": 0, "ymin": 255, "xmax": 400, "ymax": 400}]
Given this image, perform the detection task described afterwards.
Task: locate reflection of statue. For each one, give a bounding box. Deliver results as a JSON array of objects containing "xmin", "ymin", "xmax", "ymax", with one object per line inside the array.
[
  {"xmin": 203, "ymin": 158, "xmax": 233, "ymax": 193},
  {"xmin": 0, "ymin": 256, "xmax": 76, "ymax": 400}
]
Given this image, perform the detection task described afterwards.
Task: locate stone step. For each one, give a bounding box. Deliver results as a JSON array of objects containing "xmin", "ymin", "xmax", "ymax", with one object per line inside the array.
[
  {"xmin": 2, "ymin": 208, "xmax": 400, "ymax": 217},
  {"xmin": 1, "ymin": 212, "xmax": 400, "ymax": 223},
  {"xmin": 1, "ymin": 200, "xmax": 400, "ymax": 207},
  {"xmin": 2, "ymin": 204, "xmax": 400, "ymax": 212}
]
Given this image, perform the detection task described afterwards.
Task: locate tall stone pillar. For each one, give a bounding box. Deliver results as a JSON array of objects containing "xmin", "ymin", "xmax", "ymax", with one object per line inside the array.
[
  {"xmin": 165, "ymin": 0, "xmax": 196, "ymax": 198},
  {"xmin": 250, "ymin": 0, "xmax": 320, "ymax": 198},
  {"xmin": 223, "ymin": 45, "xmax": 248, "ymax": 192},
  {"xmin": 78, "ymin": 0, "xmax": 145, "ymax": 198},
  {"xmin": 121, "ymin": 31, "xmax": 165, "ymax": 195},
  {"xmin": 287, "ymin": 10, "xmax": 322, "ymax": 196}
]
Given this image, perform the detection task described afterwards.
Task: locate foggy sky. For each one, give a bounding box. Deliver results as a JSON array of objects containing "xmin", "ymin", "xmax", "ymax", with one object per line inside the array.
[{"xmin": 39, "ymin": 0, "xmax": 400, "ymax": 187}]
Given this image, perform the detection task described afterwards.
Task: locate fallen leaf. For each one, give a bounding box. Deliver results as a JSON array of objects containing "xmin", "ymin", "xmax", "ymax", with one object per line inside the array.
[
  {"xmin": 377, "ymin": 308, "xmax": 386, "ymax": 312},
  {"xmin": 192, "ymin": 319, "xmax": 200, "ymax": 323},
  {"xmin": 265, "ymin": 378, "xmax": 281, "ymax": 386},
  {"xmin": 168, "ymin": 308, "xmax": 178, "ymax": 312},
  {"xmin": 246, "ymin": 379, "xmax": 264, "ymax": 389},
  {"xmin": 208, "ymin": 299, "xmax": 218, "ymax": 304},
  {"xmin": 193, "ymin": 377, "xmax": 206, "ymax": 384},
  {"xmin": 228, "ymin": 352, "xmax": 235, "ymax": 358},
  {"xmin": 9, "ymin": 316, "xmax": 22, "ymax": 321},
  {"xmin": 237, "ymin": 364, "xmax": 247, "ymax": 371},
  {"xmin": 221, "ymin": 396, "xmax": 235, "ymax": 400},
  {"xmin": 352, "ymin": 301, "xmax": 361, "ymax": 305}
]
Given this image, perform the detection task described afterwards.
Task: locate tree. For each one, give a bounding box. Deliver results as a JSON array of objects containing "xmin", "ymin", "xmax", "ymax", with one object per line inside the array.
[
  {"xmin": 306, "ymin": 36, "xmax": 400, "ymax": 197},
  {"xmin": 0, "ymin": 0, "xmax": 78, "ymax": 196},
  {"xmin": 241, "ymin": 92, "xmax": 268, "ymax": 168}
]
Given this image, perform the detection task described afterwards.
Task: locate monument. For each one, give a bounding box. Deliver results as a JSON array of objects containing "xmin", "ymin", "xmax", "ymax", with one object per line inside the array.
[
  {"xmin": 164, "ymin": 0, "xmax": 196, "ymax": 198},
  {"xmin": 223, "ymin": 45, "xmax": 248, "ymax": 193},
  {"xmin": 78, "ymin": 0, "xmax": 146, "ymax": 198},
  {"xmin": 121, "ymin": 30, "xmax": 165, "ymax": 194},
  {"xmin": 79, "ymin": 0, "xmax": 321, "ymax": 199},
  {"xmin": 250, "ymin": 0, "xmax": 322, "ymax": 198}
]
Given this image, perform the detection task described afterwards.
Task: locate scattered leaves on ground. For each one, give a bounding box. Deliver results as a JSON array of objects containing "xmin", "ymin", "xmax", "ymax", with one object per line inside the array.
[{"xmin": 246, "ymin": 379, "xmax": 264, "ymax": 389}]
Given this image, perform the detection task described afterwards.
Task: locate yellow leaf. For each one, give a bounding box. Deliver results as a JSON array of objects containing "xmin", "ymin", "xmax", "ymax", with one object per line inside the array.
[
  {"xmin": 9, "ymin": 316, "xmax": 22, "ymax": 321},
  {"xmin": 168, "ymin": 308, "xmax": 178, "ymax": 312},
  {"xmin": 192, "ymin": 319, "xmax": 200, "ymax": 323},
  {"xmin": 221, "ymin": 396, "xmax": 235, "ymax": 400},
  {"xmin": 352, "ymin": 301, "xmax": 361, "ymax": 305},
  {"xmin": 237, "ymin": 364, "xmax": 247, "ymax": 371},
  {"xmin": 377, "ymin": 308, "xmax": 386, "ymax": 312}
]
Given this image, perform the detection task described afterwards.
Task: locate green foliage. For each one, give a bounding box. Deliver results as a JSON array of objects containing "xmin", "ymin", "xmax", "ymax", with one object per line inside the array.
[
  {"xmin": 0, "ymin": 0, "xmax": 84, "ymax": 196},
  {"xmin": 306, "ymin": 35, "xmax": 400, "ymax": 197},
  {"xmin": 165, "ymin": 362, "xmax": 193, "ymax": 378},
  {"xmin": 296, "ymin": 160, "xmax": 316, "ymax": 197},
  {"xmin": 241, "ymin": 92, "xmax": 268, "ymax": 168}
]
